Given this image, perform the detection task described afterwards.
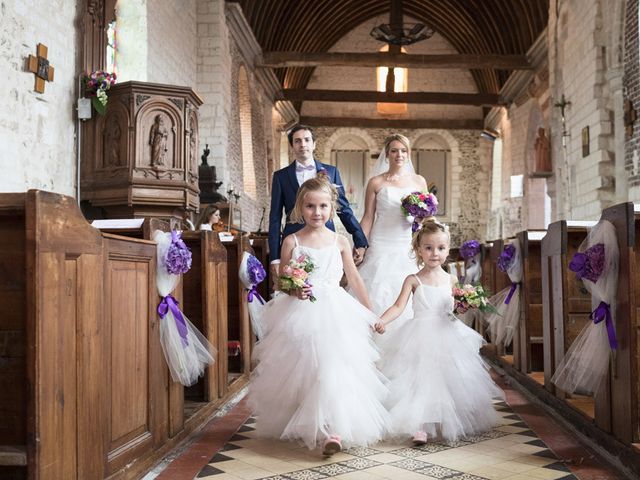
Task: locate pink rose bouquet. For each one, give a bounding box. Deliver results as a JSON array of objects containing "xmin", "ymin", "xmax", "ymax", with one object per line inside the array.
[
  {"xmin": 452, "ymin": 283, "xmax": 496, "ymax": 315},
  {"xmin": 279, "ymin": 253, "xmax": 317, "ymax": 302}
]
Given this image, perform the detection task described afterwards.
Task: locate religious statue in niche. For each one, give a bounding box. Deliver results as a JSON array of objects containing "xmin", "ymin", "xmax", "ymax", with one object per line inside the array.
[
  {"xmin": 149, "ymin": 114, "xmax": 169, "ymax": 167},
  {"xmin": 104, "ymin": 121, "xmax": 121, "ymax": 166},
  {"xmin": 533, "ymin": 127, "xmax": 552, "ymax": 174}
]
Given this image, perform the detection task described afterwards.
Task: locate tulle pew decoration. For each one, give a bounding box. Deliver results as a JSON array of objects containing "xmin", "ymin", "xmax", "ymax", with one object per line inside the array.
[
  {"xmin": 459, "ymin": 239, "xmax": 483, "ymax": 327},
  {"xmin": 154, "ymin": 230, "xmax": 215, "ymax": 386},
  {"xmin": 484, "ymin": 240, "xmax": 522, "ymax": 346},
  {"xmin": 551, "ymin": 220, "xmax": 618, "ymax": 395},
  {"xmin": 460, "ymin": 239, "xmax": 482, "ymax": 285},
  {"xmin": 238, "ymin": 251, "xmax": 268, "ymax": 339}
]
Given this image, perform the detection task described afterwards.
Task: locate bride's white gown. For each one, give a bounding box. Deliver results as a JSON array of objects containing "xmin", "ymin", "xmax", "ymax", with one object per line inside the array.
[{"xmin": 356, "ymin": 185, "xmax": 418, "ymax": 330}]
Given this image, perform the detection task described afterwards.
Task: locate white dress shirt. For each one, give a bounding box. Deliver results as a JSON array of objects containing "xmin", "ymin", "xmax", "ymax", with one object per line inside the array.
[{"xmin": 295, "ymin": 161, "xmax": 316, "ymax": 185}]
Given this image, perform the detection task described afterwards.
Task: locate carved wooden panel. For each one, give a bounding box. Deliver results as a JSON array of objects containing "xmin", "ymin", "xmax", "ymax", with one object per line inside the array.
[
  {"xmin": 81, "ymin": 82, "xmax": 203, "ymax": 220},
  {"xmin": 103, "ymin": 236, "xmax": 161, "ymax": 475}
]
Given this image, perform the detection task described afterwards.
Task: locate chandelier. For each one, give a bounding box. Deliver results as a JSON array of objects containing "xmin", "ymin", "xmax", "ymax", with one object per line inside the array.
[{"xmin": 370, "ymin": 22, "xmax": 434, "ymax": 46}]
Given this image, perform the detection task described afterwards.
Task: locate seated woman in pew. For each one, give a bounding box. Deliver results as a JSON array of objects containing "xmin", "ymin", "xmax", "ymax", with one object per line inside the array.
[{"xmin": 197, "ymin": 204, "xmax": 223, "ymax": 232}]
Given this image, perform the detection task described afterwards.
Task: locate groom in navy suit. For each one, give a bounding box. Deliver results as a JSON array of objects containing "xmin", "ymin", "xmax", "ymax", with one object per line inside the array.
[{"xmin": 268, "ymin": 124, "xmax": 368, "ymax": 278}]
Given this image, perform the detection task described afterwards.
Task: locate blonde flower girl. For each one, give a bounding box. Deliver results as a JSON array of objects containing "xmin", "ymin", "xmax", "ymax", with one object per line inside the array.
[
  {"xmin": 375, "ymin": 218, "xmax": 502, "ymax": 444},
  {"xmin": 250, "ymin": 174, "xmax": 389, "ymax": 456}
]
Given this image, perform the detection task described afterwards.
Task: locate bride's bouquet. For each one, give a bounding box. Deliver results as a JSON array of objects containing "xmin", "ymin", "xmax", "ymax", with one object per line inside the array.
[
  {"xmin": 279, "ymin": 253, "xmax": 317, "ymax": 302},
  {"xmin": 400, "ymin": 191, "xmax": 438, "ymax": 232},
  {"xmin": 452, "ymin": 283, "xmax": 496, "ymax": 315}
]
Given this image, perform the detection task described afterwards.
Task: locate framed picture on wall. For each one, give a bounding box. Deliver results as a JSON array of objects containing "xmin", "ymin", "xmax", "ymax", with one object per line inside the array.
[{"xmin": 413, "ymin": 150, "xmax": 449, "ymax": 215}]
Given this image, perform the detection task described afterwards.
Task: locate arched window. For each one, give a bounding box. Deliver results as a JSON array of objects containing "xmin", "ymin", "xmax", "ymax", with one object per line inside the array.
[
  {"xmin": 106, "ymin": 18, "xmax": 117, "ymax": 74},
  {"xmin": 376, "ymin": 45, "xmax": 408, "ymax": 115},
  {"xmin": 238, "ymin": 66, "xmax": 256, "ymax": 198}
]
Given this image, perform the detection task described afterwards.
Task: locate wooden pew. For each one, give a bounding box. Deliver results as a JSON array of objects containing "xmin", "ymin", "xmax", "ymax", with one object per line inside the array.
[
  {"xmin": 0, "ymin": 194, "xmax": 29, "ymax": 479},
  {"xmin": 220, "ymin": 235, "xmax": 253, "ymax": 396},
  {"xmin": 514, "ymin": 230, "xmax": 546, "ymax": 380},
  {"xmin": 180, "ymin": 231, "xmax": 227, "ymax": 413},
  {"xmin": 0, "ymin": 190, "xmax": 233, "ymax": 480},
  {"xmin": 249, "ymin": 233, "xmax": 270, "ymax": 303},
  {"xmin": 93, "ymin": 217, "xmax": 191, "ymax": 439},
  {"xmin": 599, "ymin": 202, "xmax": 639, "ymax": 445},
  {"xmin": 541, "ymin": 220, "xmax": 597, "ymax": 420}
]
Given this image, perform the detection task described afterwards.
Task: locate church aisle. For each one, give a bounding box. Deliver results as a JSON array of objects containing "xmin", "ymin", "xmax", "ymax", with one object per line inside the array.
[{"xmin": 152, "ymin": 372, "xmax": 624, "ymax": 480}]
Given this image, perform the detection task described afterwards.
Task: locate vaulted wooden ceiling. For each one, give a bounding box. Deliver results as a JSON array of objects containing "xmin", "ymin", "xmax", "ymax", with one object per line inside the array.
[{"xmin": 233, "ymin": 0, "xmax": 548, "ymax": 96}]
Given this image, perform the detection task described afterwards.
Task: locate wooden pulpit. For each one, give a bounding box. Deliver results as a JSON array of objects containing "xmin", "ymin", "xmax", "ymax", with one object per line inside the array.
[{"xmin": 80, "ymin": 81, "xmax": 203, "ymax": 222}]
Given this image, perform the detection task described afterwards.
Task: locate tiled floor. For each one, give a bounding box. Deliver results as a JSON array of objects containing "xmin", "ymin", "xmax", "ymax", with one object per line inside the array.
[{"xmin": 154, "ymin": 371, "xmax": 624, "ymax": 480}]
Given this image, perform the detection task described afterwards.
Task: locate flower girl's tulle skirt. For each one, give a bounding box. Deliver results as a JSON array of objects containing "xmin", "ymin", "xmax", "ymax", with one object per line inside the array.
[
  {"xmin": 249, "ymin": 285, "xmax": 390, "ymax": 449},
  {"xmin": 380, "ymin": 313, "xmax": 503, "ymax": 441}
]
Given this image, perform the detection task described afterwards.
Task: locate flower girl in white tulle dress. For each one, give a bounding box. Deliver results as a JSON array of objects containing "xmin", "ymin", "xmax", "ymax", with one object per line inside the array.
[
  {"xmin": 374, "ymin": 218, "xmax": 502, "ymax": 444},
  {"xmin": 249, "ymin": 174, "xmax": 389, "ymax": 456}
]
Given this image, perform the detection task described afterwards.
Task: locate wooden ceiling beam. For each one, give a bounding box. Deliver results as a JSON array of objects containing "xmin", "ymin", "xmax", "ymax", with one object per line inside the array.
[
  {"xmin": 260, "ymin": 52, "xmax": 532, "ymax": 70},
  {"xmin": 299, "ymin": 116, "xmax": 484, "ymax": 130},
  {"xmin": 281, "ymin": 89, "xmax": 506, "ymax": 106}
]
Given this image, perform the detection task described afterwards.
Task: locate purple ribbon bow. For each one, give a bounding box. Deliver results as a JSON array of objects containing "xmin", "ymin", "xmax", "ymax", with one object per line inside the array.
[
  {"xmin": 247, "ymin": 285, "xmax": 265, "ymax": 305},
  {"xmin": 590, "ymin": 301, "xmax": 617, "ymax": 350},
  {"xmin": 296, "ymin": 164, "xmax": 315, "ymax": 172},
  {"xmin": 157, "ymin": 294, "xmax": 189, "ymax": 346},
  {"xmin": 504, "ymin": 282, "xmax": 519, "ymax": 304}
]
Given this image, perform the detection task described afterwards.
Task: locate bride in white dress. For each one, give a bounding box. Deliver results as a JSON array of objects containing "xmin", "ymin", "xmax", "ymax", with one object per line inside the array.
[{"xmin": 356, "ymin": 134, "xmax": 428, "ymax": 331}]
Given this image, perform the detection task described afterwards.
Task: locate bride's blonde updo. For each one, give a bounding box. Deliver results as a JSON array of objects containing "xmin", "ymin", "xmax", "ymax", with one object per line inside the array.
[
  {"xmin": 410, "ymin": 216, "xmax": 451, "ymax": 266},
  {"xmin": 289, "ymin": 172, "xmax": 339, "ymax": 224},
  {"xmin": 383, "ymin": 133, "xmax": 411, "ymax": 156}
]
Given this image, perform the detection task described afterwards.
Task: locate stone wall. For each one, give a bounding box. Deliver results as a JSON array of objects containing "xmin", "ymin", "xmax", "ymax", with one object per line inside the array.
[
  {"xmin": 624, "ymin": 0, "xmax": 640, "ymax": 201},
  {"xmin": 223, "ymin": 3, "xmax": 279, "ymax": 232},
  {"xmin": 196, "ymin": 0, "xmax": 232, "ymax": 192},
  {"xmin": 548, "ymin": 0, "xmax": 622, "ymax": 220},
  {"xmin": 0, "ymin": 0, "xmax": 79, "ymax": 195},
  {"xmin": 311, "ymin": 127, "xmax": 491, "ymax": 246}
]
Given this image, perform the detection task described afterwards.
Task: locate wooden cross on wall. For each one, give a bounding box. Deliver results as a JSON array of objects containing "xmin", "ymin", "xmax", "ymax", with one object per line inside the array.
[{"xmin": 27, "ymin": 43, "xmax": 55, "ymax": 93}]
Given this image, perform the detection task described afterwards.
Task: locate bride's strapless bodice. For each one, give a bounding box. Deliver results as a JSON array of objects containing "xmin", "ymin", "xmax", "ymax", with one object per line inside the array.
[
  {"xmin": 369, "ymin": 186, "xmax": 414, "ymax": 247},
  {"xmin": 413, "ymin": 284, "xmax": 455, "ymax": 316},
  {"xmin": 292, "ymin": 244, "xmax": 343, "ymax": 288}
]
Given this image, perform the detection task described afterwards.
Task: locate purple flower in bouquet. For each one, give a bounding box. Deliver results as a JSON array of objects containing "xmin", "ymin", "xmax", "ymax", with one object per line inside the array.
[
  {"xmin": 569, "ymin": 243, "xmax": 604, "ymax": 283},
  {"xmin": 460, "ymin": 240, "xmax": 481, "ymax": 259},
  {"xmin": 497, "ymin": 244, "xmax": 516, "ymax": 272},
  {"xmin": 165, "ymin": 230, "xmax": 192, "ymax": 275},
  {"xmin": 401, "ymin": 191, "xmax": 438, "ymax": 232},
  {"xmin": 247, "ymin": 254, "xmax": 266, "ymax": 285}
]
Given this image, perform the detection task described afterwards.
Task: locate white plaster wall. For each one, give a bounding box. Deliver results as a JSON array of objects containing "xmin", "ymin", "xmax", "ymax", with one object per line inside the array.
[
  {"xmin": 301, "ymin": 14, "xmax": 482, "ymax": 120},
  {"xmin": 552, "ymin": 0, "xmax": 616, "ymax": 220},
  {"xmin": 0, "ymin": 0, "xmax": 79, "ymax": 195},
  {"xmin": 147, "ymin": 0, "xmax": 197, "ymax": 88},
  {"xmin": 196, "ymin": 0, "xmax": 231, "ymax": 181}
]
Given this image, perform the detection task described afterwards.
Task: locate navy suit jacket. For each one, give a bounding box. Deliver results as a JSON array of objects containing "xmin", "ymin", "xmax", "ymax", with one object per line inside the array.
[{"xmin": 268, "ymin": 160, "xmax": 368, "ymax": 261}]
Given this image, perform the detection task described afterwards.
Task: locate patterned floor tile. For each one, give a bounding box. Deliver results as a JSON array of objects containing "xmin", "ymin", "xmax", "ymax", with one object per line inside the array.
[
  {"xmin": 196, "ymin": 465, "xmax": 226, "ymax": 477},
  {"xmin": 389, "ymin": 458, "xmax": 432, "ymax": 471},
  {"xmin": 194, "ymin": 405, "xmax": 579, "ymax": 480},
  {"xmin": 341, "ymin": 447, "xmax": 382, "ymax": 457}
]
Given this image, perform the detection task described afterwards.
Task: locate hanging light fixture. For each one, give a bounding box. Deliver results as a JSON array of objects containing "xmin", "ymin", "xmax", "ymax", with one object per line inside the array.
[{"xmin": 370, "ymin": 22, "xmax": 434, "ymax": 46}]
